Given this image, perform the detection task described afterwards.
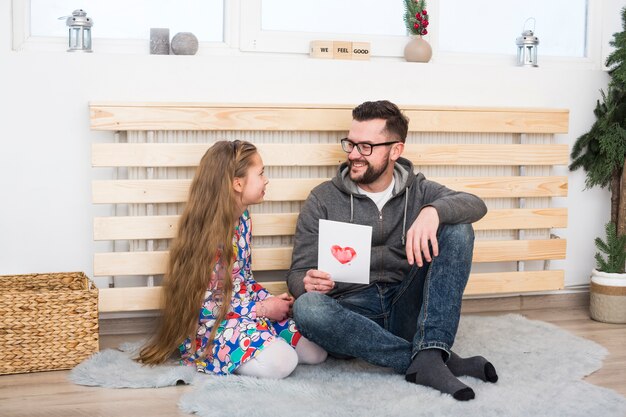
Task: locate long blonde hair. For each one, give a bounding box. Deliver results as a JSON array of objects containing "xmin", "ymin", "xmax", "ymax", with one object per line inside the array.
[{"xmin": 138, "ymin": 140, "xmax": 259, "ymax": 365}]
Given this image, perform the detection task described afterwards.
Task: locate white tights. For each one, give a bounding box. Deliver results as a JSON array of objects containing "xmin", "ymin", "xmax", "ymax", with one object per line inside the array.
[{"xmin": 234, "ymin": 336, "xmax": 327, "ymax": 379}]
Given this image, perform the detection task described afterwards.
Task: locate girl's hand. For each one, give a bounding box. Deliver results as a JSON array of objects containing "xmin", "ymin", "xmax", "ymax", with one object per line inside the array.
[
  {"xmin": 276, "ymin": 292, "xmax": 294, "ymax": 306},
  {"xmin": 276, "ymin": 292, "xmax": 295, "ymax": 317},
  {"xmin": 258, "ymin": 297, "xmax": 290, "ymax": 321}
]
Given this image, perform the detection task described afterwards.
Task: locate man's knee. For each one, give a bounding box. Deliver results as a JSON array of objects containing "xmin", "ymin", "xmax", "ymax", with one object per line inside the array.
[
  {"xmin": 439, "ymin": 223, "xmax": 474, "ymax": 247},
  {"xmin": 293, "ymin": 292, "xmax": 334, "ymax": 331}
]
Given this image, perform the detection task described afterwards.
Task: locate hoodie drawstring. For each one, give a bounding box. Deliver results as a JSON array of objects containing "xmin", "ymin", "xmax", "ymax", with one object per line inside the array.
[
  {"xmin": 350, "ymin": 194, "xmax": 354, "ymax": 222},
  {"xmin": 401, "ymin": 187, "xmax": 409, "ymax": 245}
]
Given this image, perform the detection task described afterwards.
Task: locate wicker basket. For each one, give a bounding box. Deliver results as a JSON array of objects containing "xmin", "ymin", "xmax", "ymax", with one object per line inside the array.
[{"xmin": 0, "ymin": 272, "xmax": 99, "ymax": 374}]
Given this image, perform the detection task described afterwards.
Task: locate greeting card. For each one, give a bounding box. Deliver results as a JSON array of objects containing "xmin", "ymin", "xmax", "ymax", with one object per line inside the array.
[{"xmin": 318, "ymin": 219, "xmax": 372, "ymax": 284}]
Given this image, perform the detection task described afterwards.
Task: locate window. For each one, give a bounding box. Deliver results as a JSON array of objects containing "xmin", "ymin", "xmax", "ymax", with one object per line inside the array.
[
  {"xmin": 16, "ymin": 0, "xmax": 599, "ymax": 64},
  {"xmin": 438, "ymin": 0, "xmax": 588, "ymax": 57},
  {"xmin": 260, "ymin": 0, "xmax": 405, "ymax": 37},
  {"xmin": 240, "ymin": 0, "xmax": 409, "ymax": 56},
  {"xmin": 241, "ymin": 0, "xmax": 590, "ymax": 60},
  {"xmin": 25, "ymin": 0, "xmax": 224, "ymax": 43}
]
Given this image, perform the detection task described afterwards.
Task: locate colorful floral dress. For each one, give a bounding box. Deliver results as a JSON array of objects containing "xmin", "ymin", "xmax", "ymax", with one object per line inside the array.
[{"xmin": 179, "ymin": 210, "xmax": 301, "ymax": 375}]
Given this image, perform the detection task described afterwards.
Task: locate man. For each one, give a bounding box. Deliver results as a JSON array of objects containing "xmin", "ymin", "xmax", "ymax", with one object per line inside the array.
[{"xmin": 287, "ymin": 100, "xmax": 498, "ymax": 401}]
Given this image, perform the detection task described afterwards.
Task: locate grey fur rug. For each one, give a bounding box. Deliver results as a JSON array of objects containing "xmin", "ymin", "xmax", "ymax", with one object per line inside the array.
[{"xmin": 70, "ymin": 314, "xmax": 626, "ymax": 417}]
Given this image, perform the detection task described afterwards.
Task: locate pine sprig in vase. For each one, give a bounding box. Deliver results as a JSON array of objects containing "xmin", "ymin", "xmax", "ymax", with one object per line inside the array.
[
  {"xmin": 403, "ymin": 0, "xmax": 432, "ymax": 62},
  {"xmin": 404, "ymin": 0, "xmax": 429, "ymax": 36}
]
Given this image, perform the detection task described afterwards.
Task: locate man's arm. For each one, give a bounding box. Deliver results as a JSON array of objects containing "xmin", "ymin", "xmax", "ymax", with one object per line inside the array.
[
  {"xmin": 286, "ymin": 192, "xmax": 325, "ymax": 298},
  {"xmin": 419, "ymin": 177, "xmax": 487, "ymax": 225},
  {"xmin": 405, "ymin": 176, "xmax": 488, "ymax": 266}
]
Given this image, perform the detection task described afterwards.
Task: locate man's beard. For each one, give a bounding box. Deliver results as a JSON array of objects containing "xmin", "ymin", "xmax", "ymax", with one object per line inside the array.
[{"xmin": 349, "ymin": 159, "xmax": 389, "ymax": 185}]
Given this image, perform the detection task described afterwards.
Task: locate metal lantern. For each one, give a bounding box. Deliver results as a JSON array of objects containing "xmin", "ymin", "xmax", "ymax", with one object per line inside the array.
[
  {"xmin": 64, "ymin": 9, "xmax": 93, "ymax": 52},
  {"xmin": 516, "ymin": 18, "xmax": 539, "ymax": 67}
]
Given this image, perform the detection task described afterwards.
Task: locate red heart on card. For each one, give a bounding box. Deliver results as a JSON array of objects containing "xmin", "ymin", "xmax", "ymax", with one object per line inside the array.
[{"xmin": 331, "ymin": 245, "xmax": 357, "ymax": 264}]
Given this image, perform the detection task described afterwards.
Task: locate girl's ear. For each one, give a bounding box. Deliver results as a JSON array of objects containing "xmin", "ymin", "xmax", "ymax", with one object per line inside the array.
[{"xmin": 233, "ymin": 176, "xmax": 244, "ymax": 193}]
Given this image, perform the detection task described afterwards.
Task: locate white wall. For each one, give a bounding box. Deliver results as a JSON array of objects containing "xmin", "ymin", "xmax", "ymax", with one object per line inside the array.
[{"xmin": 0, "ymin": 1, "xmax": 621, "ymax": 290}]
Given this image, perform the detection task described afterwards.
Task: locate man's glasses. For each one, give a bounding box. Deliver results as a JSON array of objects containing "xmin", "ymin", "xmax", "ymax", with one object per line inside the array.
[{"xmin": 340, "ymin": 138, "xmax": 400, "ymax": 156}]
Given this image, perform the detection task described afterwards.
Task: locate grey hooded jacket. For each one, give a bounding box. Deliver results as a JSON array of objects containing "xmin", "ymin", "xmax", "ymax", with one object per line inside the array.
[{"xmin": 286, "ymin": 157, "xmax": 488, "ymax": 299}]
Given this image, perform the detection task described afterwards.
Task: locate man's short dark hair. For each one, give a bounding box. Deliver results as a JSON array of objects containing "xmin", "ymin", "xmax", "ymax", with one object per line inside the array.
[{"xmin": 352, "ymin": 100, "xmax": 409, "ymax": 143}]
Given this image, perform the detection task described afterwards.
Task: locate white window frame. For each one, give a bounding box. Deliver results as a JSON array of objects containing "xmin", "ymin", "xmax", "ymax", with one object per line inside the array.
[
  {"xmin": 11, "ymin": 0, "xmax": 240, "ymax": 55},
  {"xmin": 238, "ymin": 0, "xmax": 414, "ymax": 57},
  {"xmin": 11, "ymin": 0, "xmax": 617, "ymax": 70},
  {"xmin": 239, "ymin": 0, "xmax": 609, "ymax": 69}
]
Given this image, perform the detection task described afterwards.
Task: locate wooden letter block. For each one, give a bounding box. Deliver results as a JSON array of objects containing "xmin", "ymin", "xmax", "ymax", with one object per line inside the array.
[
  {"xmin": 333, "ymin": 41, "xmax": 352, "ymax": 60},
  {"xmin": 310, "ymin": 40, "xmax": 333, "ymax": 59},
  {"xmin": 351, "ymin": 42, "xmax": 371, "ymax": 61}
]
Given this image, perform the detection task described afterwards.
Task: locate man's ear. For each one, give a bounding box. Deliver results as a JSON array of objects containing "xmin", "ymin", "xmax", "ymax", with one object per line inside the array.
[
  {"xmin": 233, "ymin": 177, "xmax": 244, "ymax": 193},
  {"xmin": 390, "ymin": 142, "xmax": 404, "ymax": 161}
]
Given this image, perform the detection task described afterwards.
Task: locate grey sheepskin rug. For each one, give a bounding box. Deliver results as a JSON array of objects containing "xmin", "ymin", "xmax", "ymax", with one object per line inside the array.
[
  {"xmin": 70, "ymin": 341, "xmax": 197, "ymax": 388},
  {"xmin": 70, "ymin": 314, "xmax": 626, "ymax": 417}
]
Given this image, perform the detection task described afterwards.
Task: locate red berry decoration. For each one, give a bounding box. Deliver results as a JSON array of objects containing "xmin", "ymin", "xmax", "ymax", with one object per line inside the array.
[
  {"xmin": 423, "ymin": 20, "xmax": 429, "ymax": 27},
  {"xmin": 415, "ymin": 12, "xmax": 420, "ymax": 19},
  {"xmin": 422, "ymin": 10, "xmax": 428, "ymax": 15},
  {"xmin": 422, "ymin": 29, "xmax": 428, "ymax": 35},
  {"xmin": 414, "ymin": 22, "xmax": 420, "ymax": 29}
]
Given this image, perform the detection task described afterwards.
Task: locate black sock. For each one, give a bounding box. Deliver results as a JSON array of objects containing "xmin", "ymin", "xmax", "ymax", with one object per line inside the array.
[
  {"xmin": 446, "ymin": 351, "xmax": 498, "ymax": 383},
  {"xmin": 405, "ymin": 349, "xmax": 475, "ymax": 401}
]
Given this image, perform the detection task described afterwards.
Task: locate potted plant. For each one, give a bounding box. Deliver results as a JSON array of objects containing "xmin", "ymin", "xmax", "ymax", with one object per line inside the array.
[
  {"xmin": 588, "ymin": 222, "xmax": 626, "ymax": 322},
  {"xmin": 403, "ymin": 0, "xmax": 432, "ymax": 62},
  {"xmin": 569, "ymin": 7, "xmax": 626, "ymax": 323}
]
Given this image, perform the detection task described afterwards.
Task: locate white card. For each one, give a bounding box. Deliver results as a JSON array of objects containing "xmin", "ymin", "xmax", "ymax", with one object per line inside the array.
[{"xmin": 318, "ymin": 219, "xmax": 372, "ymax": 284}]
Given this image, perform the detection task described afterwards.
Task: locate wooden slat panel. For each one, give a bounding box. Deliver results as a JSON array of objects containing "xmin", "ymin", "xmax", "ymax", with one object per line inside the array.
[
  {"xmin": 92, "ymin": 176, "xmax": 568, "ymax": 204},
  {"xmin": 404, "ymin": 108, "xmax": 569, "ymax": 134},
  {"xmin": 89, "ymin": 103, "xmax": 569, "ymax": 133},
  {"xmin": 98, "ymin": 286, "xmax": 163, "ymax": 312},
  {"xmin": 92, "ymin": 143, "xmax": 210, "ymax": 167},
  {"xmin": 91, "ymin": 106, "xmax": 352, "ymax": 131},
  {"xmin": 97, "ymin": 270, "xmax": 564, "ymax": 312},
  {"xmin": 472, "ymin": 239, "xmax": 566, "ymax": 263},
  {"xmin": 92, "ymin": 179, "xmax": 192, "ymax": 204},
  {"xmin": 261, "ymin": 281, "xmax": 290, "ymax": 296},
  {"xmin": 473, "ymin": 208, "xmax": 568, "ymax": 231},
  {"xmin": 253, "ymin": 247, "xmax": 293, "ymax": 271},
  {"xmin": 463, "ymin": 270, "xmax": 564, "ymax": 295},
  {"xmin": 94, "ymin": 215, "xmax": 179, "ymax": 240},
  {"xmin": 435, "ymin": 177, "xmax": 568, "ymax": 198},
  {"xmin": 92, "ymin": 143, "xmax": 569, "ymax": 167},
  {"xmin": 93, "ymin": 209, "xmax": 567, "ymax": 241},
  {"xmin": 94, "ymin": 252, "xmax": 168, "ymax": 276},
  {"xmin": 402, "ymin": 144, "xmax": 569, "ymax": 166},
  {"xmin": 252, "ymin": 213, "xmax": 300, "ymax": 236},
  {"xmin": 93, "ymin": 239, "xmax": 566, "ymax": 276}
]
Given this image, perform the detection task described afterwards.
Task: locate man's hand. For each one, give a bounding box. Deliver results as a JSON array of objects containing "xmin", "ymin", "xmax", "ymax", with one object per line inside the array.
[
  {"xmin": 405, "ymin": 206, "xmax": 440, "ymax": 267},
  {"xmin": 303, "ymin": 269, "xmax": 335, "ymax": 294}
]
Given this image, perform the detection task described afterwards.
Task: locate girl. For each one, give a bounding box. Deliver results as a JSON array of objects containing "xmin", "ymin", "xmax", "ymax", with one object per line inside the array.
[{"xmin": 139, "ymin": 140, "xmax": 326, "ymax": 378}]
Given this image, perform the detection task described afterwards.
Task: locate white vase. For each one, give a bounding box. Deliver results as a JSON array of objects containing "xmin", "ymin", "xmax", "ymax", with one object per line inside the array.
[
  {"xmin": 403, "ymin": 36, "xmax": 432, "ymax": 63},
  {"xmin": 589, "ymin": 269, "xmax": 626, "ymax": 324}
]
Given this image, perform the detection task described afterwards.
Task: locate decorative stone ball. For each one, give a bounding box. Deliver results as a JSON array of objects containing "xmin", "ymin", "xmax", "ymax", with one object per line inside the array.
[{"xmin": 171, "ymin": 32, "xmax": 199, "ymax": 55}]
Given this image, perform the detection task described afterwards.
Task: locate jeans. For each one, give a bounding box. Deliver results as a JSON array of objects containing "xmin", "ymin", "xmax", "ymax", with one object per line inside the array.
[{"xmin": 292, "ymin": 223, "xmax": 474, "ymax": 374}]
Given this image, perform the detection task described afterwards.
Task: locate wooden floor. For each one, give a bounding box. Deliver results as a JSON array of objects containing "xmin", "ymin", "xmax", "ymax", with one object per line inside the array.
[{"xmin": 1, "ymin": 304, "xmax": 624, "ymax": 417}]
